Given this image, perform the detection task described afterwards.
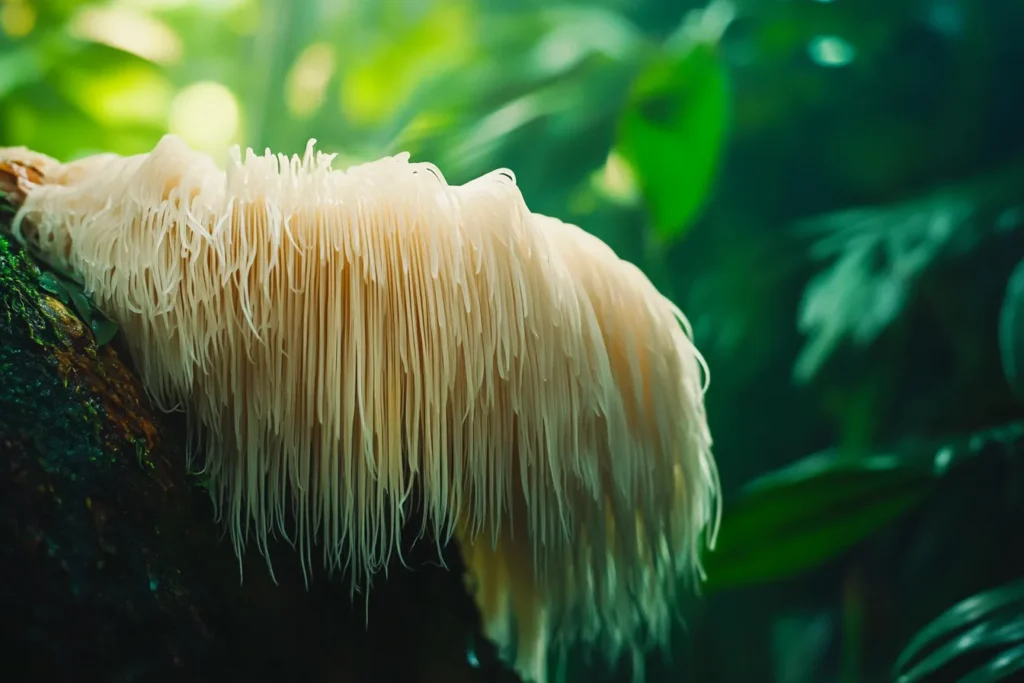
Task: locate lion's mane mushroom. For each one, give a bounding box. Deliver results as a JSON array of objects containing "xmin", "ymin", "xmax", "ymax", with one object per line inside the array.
[{"xmin": 1, "ymin": 136, "xmax": 720, "ymax": 683}]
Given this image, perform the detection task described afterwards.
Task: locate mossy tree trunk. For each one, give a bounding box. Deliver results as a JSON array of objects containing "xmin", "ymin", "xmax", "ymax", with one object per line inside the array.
[{"xmin": 0, "ymin": 166, "xmax": 516, "ymax": 683}]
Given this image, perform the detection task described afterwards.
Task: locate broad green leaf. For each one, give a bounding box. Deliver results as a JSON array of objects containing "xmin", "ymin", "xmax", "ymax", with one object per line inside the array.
[
  {"xmin": 897, "ymin": 579, "xmax": 1024, "ymax": 666},
  {"xmin": 959, "ymin": 643, "xmax": 1024, "ymax": 683},
  {"xmin": 895, "ymin": 580, "xmax": 1024, "ymax": 682},
  {"xmin": 616, "ymin": 41, "xmax": 729, "ymax": 242},
  {"xmin": 1000, "ymin": 257, "xmax": 1024, "ymax": 405},
  {"xmin": 703, "ymin": 453, "xmax": 933, "ymax": 589},
  {"xmin": 898, "ymin": 613, "xmax": 1024, "ymax": 682}
]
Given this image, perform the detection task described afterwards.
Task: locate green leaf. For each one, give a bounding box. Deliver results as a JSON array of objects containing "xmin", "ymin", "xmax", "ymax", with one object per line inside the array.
[
  {"xmin": 703, "ymin": 453, "xmax": 933, "ymax": 589},
  {"xmin": 68, "ymin": 288, "xmax": 93, "ymax": 327},
  {"xmin": 794, "ymin": 162, "xmax": 1024, "ymax": 383},
  {"xmin": 616, "ymin": 41, "xmax": 729, "ymax": 242},
  {"xmin": 24, "ymin": 247, "xmax": 120, "ymax": 346},
  {"xmin": 894, "ymin": 580, "xmax": 1024, "ymax": 683},
  {"xmin": 999, "ymin": 257, "xmax": 1024, "ymax": 406},
  {"xmin": 959, "ymin": 643, "xmax": 1024, "ymax": 683},
  {"xmin": 90, "ymin": 317, "xmax": 119, "ymax": 347},
  {"xmin": 36, "ymin": 270, "xmax": 119, "ymax": 345},
  {"xmin": 898, "ymin": 614, "xmax": 1024, "ymax": 682},
  {"xmin": 38, "ymin": 271, "xmax": 71, "ymax": 304}
]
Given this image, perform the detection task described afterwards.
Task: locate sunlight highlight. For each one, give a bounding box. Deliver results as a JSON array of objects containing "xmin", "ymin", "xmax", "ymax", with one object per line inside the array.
[
  {"xmin": 168, "ymin": 82, "xmax": 241, "ymax": 155},
  {"xmin": 286, "ymin": 43, "xmax": 336, "ymax": 119},
  {"xmin": 1, "ymin": 0, "xmax": 35, "ymax": 37},
  {"xmin": 69, "ymin": 6, "xmax": 182, "ymax": 65}
]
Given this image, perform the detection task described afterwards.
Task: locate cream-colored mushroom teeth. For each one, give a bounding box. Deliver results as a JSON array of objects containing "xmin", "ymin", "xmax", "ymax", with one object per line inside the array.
[{"xmin": 0, "ymin": 135, "xmax": 721, "ymax": 683}]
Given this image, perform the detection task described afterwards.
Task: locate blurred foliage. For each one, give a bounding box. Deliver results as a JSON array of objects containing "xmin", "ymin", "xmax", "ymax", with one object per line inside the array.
[
  {"xmin": 2, "ymin": 0, "xmax": 1024, "ymax": 682},
  {"xmin": 999, "ymin": 258, "xmax": 1024, "ymax": 406},
  {"xmin": 704, "ymin": 451, "xmax": 935, "ymax": 590},
  {"xmin": 893, "ymin": 579, "xmax": 1024, "ymax": 683},
  {"xmin": 617, "ymin": 2, "xmax": 732, "ymax": 241},
  {"xmin": 795, "ymin": 163, "xmax": 1024, "ymax": 383}
]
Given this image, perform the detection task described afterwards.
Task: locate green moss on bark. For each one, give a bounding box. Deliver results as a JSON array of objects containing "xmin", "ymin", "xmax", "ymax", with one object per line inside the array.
[{"xmin": 0, "ymin": 233, "xmax": 152, "ymax": 473}]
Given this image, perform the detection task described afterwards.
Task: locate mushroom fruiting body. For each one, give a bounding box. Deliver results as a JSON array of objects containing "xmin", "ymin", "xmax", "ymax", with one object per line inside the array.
[{"xmin": 2, "ymin": 136, "xmax": 720, "ymax": 682}]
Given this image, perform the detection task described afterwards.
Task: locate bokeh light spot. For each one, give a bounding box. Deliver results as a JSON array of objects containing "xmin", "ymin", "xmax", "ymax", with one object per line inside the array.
[
  {"xmin": 808, "ymin": 35, "xmax": 856, "ymax": 67},
  {"xmin": 168, "ymin": 81, "xmax": 241, "ymax": 154}
]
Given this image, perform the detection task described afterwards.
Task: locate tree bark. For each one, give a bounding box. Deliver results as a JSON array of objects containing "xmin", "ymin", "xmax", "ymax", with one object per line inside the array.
[{"xmin": 0, "ymin": 161, "xmax": 517, "ymax": 683}]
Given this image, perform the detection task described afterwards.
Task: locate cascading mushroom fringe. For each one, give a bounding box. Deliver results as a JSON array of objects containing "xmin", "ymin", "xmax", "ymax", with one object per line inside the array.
[{"xmin": 2, "ymin": 135, "xmax": 721, "ymax": 683}]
